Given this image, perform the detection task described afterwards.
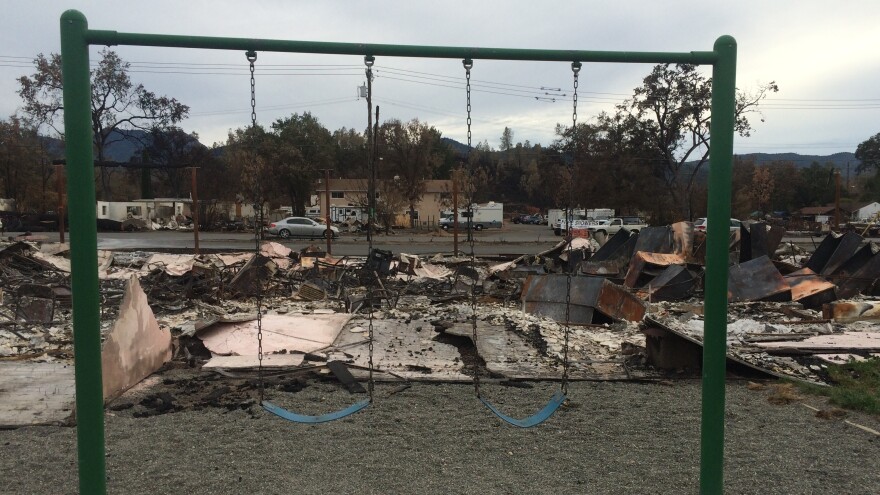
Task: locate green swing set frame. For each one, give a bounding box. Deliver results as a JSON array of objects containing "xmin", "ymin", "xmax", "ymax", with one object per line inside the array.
[{"xmin": 59, "ymin": 9, "xmax": 737, "ymax": 494}]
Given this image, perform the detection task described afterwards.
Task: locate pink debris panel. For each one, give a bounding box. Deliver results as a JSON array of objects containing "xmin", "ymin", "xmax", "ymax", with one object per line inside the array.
[{"xmin": 198, "ymin": 313, "xmax": 352, "ymax": 356}]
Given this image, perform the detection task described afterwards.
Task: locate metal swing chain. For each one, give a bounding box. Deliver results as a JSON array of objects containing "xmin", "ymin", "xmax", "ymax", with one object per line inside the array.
[
  {"xmin": 246, "ymin": 49, "xmax": 265, "ymax": 403},
  {"xmin": 562, "ymin": 61, "xmax": 581, "ymax": 396},
  {"xmin": 463, "ymin": 58, "xmax": 480, "ymax": 397},
  {"xmin": 365, "ymin": 55, "xmax": 376, "ymax": 402}
]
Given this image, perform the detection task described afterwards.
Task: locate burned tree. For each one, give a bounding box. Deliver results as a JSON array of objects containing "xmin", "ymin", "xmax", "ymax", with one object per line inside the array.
[{"xmin": 18, "ymin": 50, "xmax": 189, "ymax": 200}]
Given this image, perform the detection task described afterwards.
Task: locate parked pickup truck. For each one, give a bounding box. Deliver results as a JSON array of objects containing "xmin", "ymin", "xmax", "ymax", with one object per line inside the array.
[
  {"xmin": 554, "ymin": 218, "xmax": 607, "ymax": 236},
  {"xmin": 587, "ymin": 217, "xmax": 647, "ymax": 236}
]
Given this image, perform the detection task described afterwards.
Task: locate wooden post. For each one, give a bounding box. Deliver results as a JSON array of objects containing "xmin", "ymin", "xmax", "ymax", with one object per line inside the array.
[
  {"xmin": 191, "ymin": 167, "xmax": 199, "ymax": 254},
  {"xmin": 325, "ymin": 168, "xmax": 332, "ymax": 255},
  {"xmin": 834, "ymin": 169, "xmax": 841, "ymax": 232},
  {"xmin": 452, "ymin": 171, "xmax": 459, "ymax": 255},
  {"xmin": 56, "ymin": 163, "xmax": 65, "ymax": 244}
]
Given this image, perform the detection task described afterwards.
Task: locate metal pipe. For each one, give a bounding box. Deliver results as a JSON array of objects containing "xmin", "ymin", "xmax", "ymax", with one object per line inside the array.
[
  {"xmin": 700, "ymin": 34, "xmax": 737, "ymax": 495},
  {"xmin": 85, "ymin": 28, "xmax": 716, "ymax": 65},
  {"xmin": 56, "ymin": 163, "xmax": 65, "ymax": 244},
  {"xmin": 60, "ymin": 12, "xmax": 738, "ymax": 495},
  {"xmin": 60, "ymin": 9, "xmax": 106, "ymax": 495}
]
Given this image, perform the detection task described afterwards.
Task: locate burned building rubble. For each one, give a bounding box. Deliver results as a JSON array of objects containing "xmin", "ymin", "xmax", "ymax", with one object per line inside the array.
[{"xmin": 1, "ymin": 223, "xmax": 880, "ymax": 425}]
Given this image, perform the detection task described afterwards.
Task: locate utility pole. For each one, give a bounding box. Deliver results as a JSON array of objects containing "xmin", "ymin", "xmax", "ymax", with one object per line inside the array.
[
  {"xmin": 55, "ymin": 164, "xmax": 65, "ymax": 244},
  {"xmin": 190, "ymin": 167, "xmax": 200, "ymax": 254},
  {"xmin": 372, "ymin": 106, "xmax": 380, "ymax": 233},
  {"xmin": 365, "ymin": 56, "xmax": 375, "ymax": 243}
]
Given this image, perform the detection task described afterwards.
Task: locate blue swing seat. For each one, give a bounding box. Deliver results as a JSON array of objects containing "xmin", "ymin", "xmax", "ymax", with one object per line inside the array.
[
  {"xmin": 262, "ymin": 399, "xmax": 370, "ymax": 424},
  {"xmin": 479, "ymin": 390, "xmax": 566, "ymax": 428}
]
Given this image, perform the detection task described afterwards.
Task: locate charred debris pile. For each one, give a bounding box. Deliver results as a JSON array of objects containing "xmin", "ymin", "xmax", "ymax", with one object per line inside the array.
[{"xmin": 2, "ymin": 223, "xmax": 880, "ymax": 399}]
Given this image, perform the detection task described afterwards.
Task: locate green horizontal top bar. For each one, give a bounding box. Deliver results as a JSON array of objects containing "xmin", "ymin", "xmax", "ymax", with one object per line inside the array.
[{"xmin": 86, "ymin": 30, "xmax": 717, "ymax": 65}]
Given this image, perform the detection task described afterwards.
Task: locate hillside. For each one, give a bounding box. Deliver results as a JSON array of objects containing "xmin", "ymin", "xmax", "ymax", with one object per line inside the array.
[
  {"xmin": 43, "ymin": 131, "xmax": 861, "ymax": 171},
  {"xmin": 41, "ymin": 129, "xmax": 154, "ymax": 163},
  {"xmin": 735, "ymin": 152, "xmax": 858, "ymax": 169}
]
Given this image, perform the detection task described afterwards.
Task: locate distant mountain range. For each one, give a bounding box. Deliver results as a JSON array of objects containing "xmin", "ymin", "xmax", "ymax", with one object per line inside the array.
[
  {"xmin": 734, "ymin": 152, "xmax": 858, "ymax": 169},
  {"xmin": 47, "ymin": 133, "xmax": 860, "ymax": 171},
  {"xmin": 43, "ymin": 129, "xmax": 199, "ymax": 163}
]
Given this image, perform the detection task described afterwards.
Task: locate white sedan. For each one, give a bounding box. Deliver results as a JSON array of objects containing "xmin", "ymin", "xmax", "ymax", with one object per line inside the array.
[{"xmin": 267, "ymin": 216, "xmax": 339, "ymax": 239}]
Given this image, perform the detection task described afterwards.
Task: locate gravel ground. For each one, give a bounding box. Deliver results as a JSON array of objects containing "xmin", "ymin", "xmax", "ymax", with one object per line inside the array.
[{"xmin": 1, "ymin": 378, "xmax": 878, "ymax": 495}]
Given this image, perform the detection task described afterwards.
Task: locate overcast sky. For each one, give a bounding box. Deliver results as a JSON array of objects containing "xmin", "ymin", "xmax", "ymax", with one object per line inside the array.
[{"xmin": 2, "ymin": 1, "xmax": 879, "ymax": 158}]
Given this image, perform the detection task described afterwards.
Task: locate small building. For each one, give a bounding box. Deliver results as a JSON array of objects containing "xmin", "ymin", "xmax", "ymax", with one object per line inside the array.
[
  {"xmin": 851, "ymin": 201, "xmax": 880, "ymax": 221},
  {"xmin": 210, "ymin": 200, "xmax": 257, "ymax": 222},
  {"xmin": 314, "ymin": 178, "xmax": 453, "ymax": 228},
  {"xmin": 798, "ymin": 205, "xmax": 852, "ymax": 225},
  {"xmin": 97, "ymin": 198, "xmax": 192, "ymax": 229}
]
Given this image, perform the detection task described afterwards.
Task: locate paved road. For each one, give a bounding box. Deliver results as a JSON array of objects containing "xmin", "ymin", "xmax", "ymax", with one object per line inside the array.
[
  {"xmin": 7, "ymin": 224, "xmax": 562, "ymax": 256},
  {"xmin": 6, "ymin": 224, "xmax": 863, "ymax": 256}
]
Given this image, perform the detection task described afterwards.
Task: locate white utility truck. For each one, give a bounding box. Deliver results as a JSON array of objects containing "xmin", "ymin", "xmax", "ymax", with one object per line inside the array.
[
  {"xmin": 440, "ymin": 201, "xmax": 504, "ymax": 230},
  {"xmin": 587, "ymin": 217, "xmax": 648, "ymax": 236}
]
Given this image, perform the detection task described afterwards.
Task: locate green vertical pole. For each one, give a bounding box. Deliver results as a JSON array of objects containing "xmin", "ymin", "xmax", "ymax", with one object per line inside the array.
[
  {"xmin": 60, "ymin": 10, "xmax": 107, "ymax": 495},
  {"xmin": 700, "ymin": 35, "xmax": 737, "ymax": 495}
]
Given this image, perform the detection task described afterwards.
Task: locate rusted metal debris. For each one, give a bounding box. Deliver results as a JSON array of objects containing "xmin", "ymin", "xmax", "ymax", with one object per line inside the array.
[
  {"xmin": 590, "ymin": 228, "xmax": 638, "ymax": 263},
  {"xmin": 641, "ymin": 316, "xmax": 788, "ymax": 380},
  {"xmin": 831, "ymin": 242, "xmax": 880, "ymax": 299},
  {"xmin": 365, "ymin": 248, "xmax": 393, "ymax": 276},
  {"xmin": 784, "ymin": 268, "xmax": 837, "ymax": 309},
  {"xmin": 13, "ymin": 284, "xmax": 56, "ymax": 324},
  {"xmin": 823, "ymin": 301, "xmax": 880, "ymax": 322},
  {"xmin": 738, "ymin": 222, "xmax": 785, "ymax": 263},
  {"xmin": 521, "ymin": 274, "xmax": 646, "ymax": 324},
  {"xmin": 296, "ymin": 281, "xmax": 327, "ymax": 301},
  {"xmin": 728, "ymin": 256, "xmax": 791, "ymax": 303},
  {"xmin": 227, "ymin": 254, "xmax": 277, "ymax": 297},
  {"xmin": 633, "ymin": 226, "xmax": 673, "ymax": 254},
  {"xmin": 624, "ymin": 252, "xmax": 687, "ymax": 289},
  {"xmin": 805, "ymin": 231, "xmax": 862, "ymax": 275},
  {"xmin": 640, "ymin": 265, "xmax": 698, "ymax": 302},
  {"xmin": 670, "ymin": 221, "xmax": 694, "ymax": 259}
]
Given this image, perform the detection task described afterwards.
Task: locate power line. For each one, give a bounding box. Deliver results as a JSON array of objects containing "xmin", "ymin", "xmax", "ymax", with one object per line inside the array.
[
  {"xmin": 190, "ymin": 96, "xmax": 357, "ymax": 117},
  {"xmin": 5, "ymin": 54, "xmax": 880, "ymax": 105}
]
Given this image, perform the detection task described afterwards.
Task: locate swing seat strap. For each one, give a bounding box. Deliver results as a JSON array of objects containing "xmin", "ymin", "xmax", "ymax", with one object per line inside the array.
[
  {"xmin": 479, "ymin": 390, "xmax": 566, "ymax": 428},
  {"xmin": 262, "ymin": 399, "xmax": 370, "ymax": 424}
]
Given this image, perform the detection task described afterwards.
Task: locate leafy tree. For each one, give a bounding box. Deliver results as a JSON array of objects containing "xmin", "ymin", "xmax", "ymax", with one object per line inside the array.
[
  {"xmin": 765, "ymin": 160, "xmax": 803, "ymax": 212},
  {"xmin": 500, "ymin": 127, "xmax": 514, "ymax": 152},
  {"xmin": 797, "ymin": 162, "xmax": 836, "ymax": 207},
  {"xmin": 269, "ymin": 112, "xmax": 335, "ymax": 214},
  {"xmin": 17, "ymin": 49, "xmax": 189, "ymax": 200},
  {"xmin": 138, "ymin": 127, "xmax": 213, "ymax": 198},
  {"xmin": 375, "ymin": 179, "xmax": 408, "ymax": 233},
  {"xmin": 855, "ymin": 132, "xmax": 880, "ymax": 172},
  {"xmin": 377, "ymin": 118, "xmax": 444, "ymax": 227},
  {"xmin": 729, "ymin": 157, "xmax": 756, "ymax": 219},
  {"xmin": 222, "ymin": 124, "xmax": 272, "ymax": 209},
  {"xmin": 332, "ymin": 127, "xmax": 367, "ymax": 178},
  {"xmin": 0, "ymin": 116, "xmax": 54, "ymax": 212},
  {"xmin": 749, "ymin": 166, "xmax": 774, "ymax": 213},
  {"xmin": 619, "ymin": 63, "xmax": 777, "ymax": 219}
]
